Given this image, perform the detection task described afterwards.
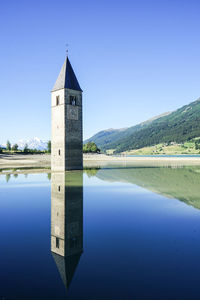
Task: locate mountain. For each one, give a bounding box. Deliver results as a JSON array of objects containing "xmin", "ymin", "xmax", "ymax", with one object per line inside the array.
[
  {"xmin": 84, "ymin": 128, "xmax": 128, "ymax": 148},
  {"xmin": 85, "ymin": 112, "xmax": 171, "ymax": 150},
  {"xmin": 17, "ymin": 137, "xmax": 48, "ymax": 150},
  {"xmin": 94, "ymin": 166, "xmax": 200, "ymax": 210},
  {"xmin": 1, "ymin": 137, "xmax": 48, "ymax": 150},
  {"xmin": 86, "ymin": 97, "xmax": 200, "ymax": 153}
]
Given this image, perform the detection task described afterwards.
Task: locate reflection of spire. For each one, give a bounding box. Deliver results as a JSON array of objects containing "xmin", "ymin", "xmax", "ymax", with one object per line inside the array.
[
  {"xmin": 52, "ymin": 251, "xmax": 82, "ymax": 289},
  {"xmin": 51, "ymin": 171, "xmax": 83, "ymax": 289}
]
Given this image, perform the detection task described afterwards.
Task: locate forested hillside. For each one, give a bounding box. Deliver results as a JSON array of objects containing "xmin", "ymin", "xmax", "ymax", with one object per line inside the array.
[{"xmin": 86, "ymin": 98, "xmax": 200, "ymax": 153}]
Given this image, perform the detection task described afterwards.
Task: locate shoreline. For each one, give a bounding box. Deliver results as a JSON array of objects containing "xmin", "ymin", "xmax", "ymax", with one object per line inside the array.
[{"xmin": 0, "ymin": 153, "xmax": 200, "ymax": 174}]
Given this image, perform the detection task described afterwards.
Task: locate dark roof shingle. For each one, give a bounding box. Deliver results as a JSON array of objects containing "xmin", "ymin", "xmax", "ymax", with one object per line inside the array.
[{"xmin": 52, "ymin": 57, "xmax": 82, "ymax": 92}]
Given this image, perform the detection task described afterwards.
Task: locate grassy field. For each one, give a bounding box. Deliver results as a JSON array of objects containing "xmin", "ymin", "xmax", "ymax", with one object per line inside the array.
[{"xmin": 119, "ymin": 140, "xmax": 200, "ymax": 155}]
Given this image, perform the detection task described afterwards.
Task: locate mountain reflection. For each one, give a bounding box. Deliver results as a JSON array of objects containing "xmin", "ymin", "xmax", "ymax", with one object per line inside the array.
[
  {"xmin": 51, "ymin": 171, "xmax": 83, "ymax": 289},
  {"xmin": 86, "ymin": 166, "xmax": 200, "ymax": 210}
]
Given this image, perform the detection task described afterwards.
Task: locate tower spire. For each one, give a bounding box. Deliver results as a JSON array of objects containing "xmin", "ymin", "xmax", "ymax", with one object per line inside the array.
[
  {"xmin": 52, "ymin": 56, "xmax": 82, "ymax": 92},
  {"xmin": 51, "ymin": 55, "xmax": 83, "ymax": 171}
]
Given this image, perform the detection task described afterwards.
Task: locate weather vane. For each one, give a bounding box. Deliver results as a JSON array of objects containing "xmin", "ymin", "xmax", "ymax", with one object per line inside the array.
[{"xmin": 66, "ymin": 43, "xmax": 69, "ymax": 56}]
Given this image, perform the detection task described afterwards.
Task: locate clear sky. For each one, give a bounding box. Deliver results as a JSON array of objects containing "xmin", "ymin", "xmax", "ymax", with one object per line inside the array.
[{"xmin": 1, "ymin": 0, "xmax": 200, "ymax": 143}]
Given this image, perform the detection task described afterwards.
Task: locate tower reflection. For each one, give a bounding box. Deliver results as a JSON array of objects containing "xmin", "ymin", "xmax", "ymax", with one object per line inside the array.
[{"xmin": 51, "ymin": 171, "xmax": 83, "ymax": 289}]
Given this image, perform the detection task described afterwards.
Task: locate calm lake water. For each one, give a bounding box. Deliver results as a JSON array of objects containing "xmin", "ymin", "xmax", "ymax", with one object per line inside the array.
[
  {"xmin": 123, "ymin": 154, "xmax": 200, "ymax": 157},
  {"xmin": 1, "ymin": 165, "xmax": 200, "ymax": 299}
]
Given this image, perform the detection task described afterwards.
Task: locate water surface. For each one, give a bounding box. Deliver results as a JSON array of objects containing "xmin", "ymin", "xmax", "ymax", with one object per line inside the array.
[{"xmin": 1, "ymin": 166, "xmax": 200, "ymax": 299}]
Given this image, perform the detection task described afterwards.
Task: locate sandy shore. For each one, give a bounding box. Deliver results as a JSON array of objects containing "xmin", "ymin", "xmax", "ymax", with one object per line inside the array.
[
  {"xmin": 0, "ymin": 153, "xmax": 200, "ymax": 174},
  {"xmin": 0, "ymin": 154, "xmax": 51, "ymax": 169}
]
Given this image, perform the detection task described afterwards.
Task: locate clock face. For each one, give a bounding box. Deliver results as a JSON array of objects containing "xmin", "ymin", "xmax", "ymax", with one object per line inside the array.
[
  {"xmin": 70, "ymin": 107, "xmax": 76, "ymax": 118},
  {"xmin": 67, "ymin": 105, "xmax": 78, "ymax": 120}
]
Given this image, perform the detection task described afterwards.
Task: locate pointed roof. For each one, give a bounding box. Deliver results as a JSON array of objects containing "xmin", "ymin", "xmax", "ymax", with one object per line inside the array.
[
  {"xmin": 52, "ymin": 57, "xmax": 82, "ymax": 92},
  {"xmin": 52, "ymin": 251, "xmax": 82, "ymax": 289}
]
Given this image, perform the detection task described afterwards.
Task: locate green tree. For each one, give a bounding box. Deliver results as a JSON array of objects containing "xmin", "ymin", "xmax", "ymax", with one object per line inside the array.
[
  {"xmin": 6, "ymin": 174, "xmax": 11, "ymax": 182},
  {"xmin": 0, "ymin": 147, "xmax": 2, "ymax": 154},
  {"xmin": 47, "ymin": 140, "xmax": 51, "ymax": 153},
  {"xmin": 195, "ymin": 141, "xmax": 200, "ymax": 150},
  {"xmin": 84, "ymin": 168, "xmax": 99, "ymax": 177},
  {"xmin": 6, "ymin": 140, "xmax": 11, "ymax": 151},
  {"xmin": 12, "ymin": 144, "xmax": 18, "ymax": 151},
  {"xmin": 23, "ymin": 143, "xmax": 29, "ymax": 153},
  {"xmin": 83, "ymin": 142, "xmax": 100, "ymax": 153},
  {"xmin": 91, "ymin": 143, "xmax": 98, "ymax": 152}
]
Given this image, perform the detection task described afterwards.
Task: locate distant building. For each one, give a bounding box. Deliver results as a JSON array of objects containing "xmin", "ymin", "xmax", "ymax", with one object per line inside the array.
[
  {"xmin": 51, "ymin": 172, "xmax": 83, "ymax": 288},
  {"xmin": 51, "ymin": 56, "xmax": 83, "ymax": 171}
]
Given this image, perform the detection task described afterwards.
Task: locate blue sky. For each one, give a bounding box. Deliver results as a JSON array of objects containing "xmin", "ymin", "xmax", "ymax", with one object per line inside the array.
[{"xmin": 0, "ymin": 0, "xmax": 200, "ymax": 143}]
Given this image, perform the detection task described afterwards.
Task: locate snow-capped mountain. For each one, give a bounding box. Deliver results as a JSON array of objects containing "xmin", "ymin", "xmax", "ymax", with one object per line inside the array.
[
  {"xmin": 17, "ymin": 137, "xmax": 48, "ymax": 150},
  {"xmin": 0, "ymin": 137, "xmax": 48, "ymax": 150}
]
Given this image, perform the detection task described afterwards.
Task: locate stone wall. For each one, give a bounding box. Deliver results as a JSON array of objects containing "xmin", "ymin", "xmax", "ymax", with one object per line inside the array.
[
  {"xmin": 51, "ymin": 88, "xmax": 83, "ymax": 171},
  {"xmin": 51, "ymin": 89, "xmax": 65, "ymax": 171},
  {"xmin": 65, "ymin": 89, "xmax": 83, "ymax": 170}
]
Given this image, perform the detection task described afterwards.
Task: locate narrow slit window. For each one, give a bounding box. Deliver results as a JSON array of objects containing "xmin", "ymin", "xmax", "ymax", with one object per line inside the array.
[
  {"xmin": 56, "ymin": 96, "xmax": 60, "ymax": 106},
  {"xmin": 58, "ymin": 186, "xmax": 60, "ymax": 192},
  {"xmin": 58, "ymin": 149, "xmax": 61, "ymax": 156},
  {"xmin": 56, "ymin": 237, "xmax": 60, "ymax": 248}
]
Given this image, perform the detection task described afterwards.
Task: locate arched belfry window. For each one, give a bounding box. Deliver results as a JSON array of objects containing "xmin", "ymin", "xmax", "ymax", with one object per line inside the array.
[
  {"xmin": 70, "ymin": 96, "xmax": 77, "ymax": 106},
  {"xmin": 56, "ymin": 96, "xmax": 60, "ymax": 106}
]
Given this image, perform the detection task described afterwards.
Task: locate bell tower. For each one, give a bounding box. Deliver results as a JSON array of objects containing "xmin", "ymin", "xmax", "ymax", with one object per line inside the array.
[{"xmin": 51, "ymin": 57, "xmax": 83, "ymax": 171}]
